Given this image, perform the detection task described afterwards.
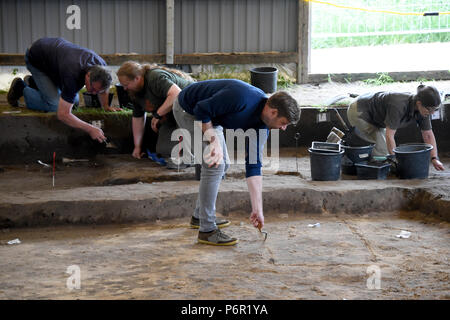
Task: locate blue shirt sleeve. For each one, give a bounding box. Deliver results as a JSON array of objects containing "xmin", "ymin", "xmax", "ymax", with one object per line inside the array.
[{"xmin": 245, "ymin": 128, "xmax": 269, "ymax": 178}]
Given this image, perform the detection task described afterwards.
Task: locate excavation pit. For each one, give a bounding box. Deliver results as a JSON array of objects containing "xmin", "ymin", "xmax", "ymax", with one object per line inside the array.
[{"xmin": 0, "ymin": 148, "xmax": 449, "ymax": 228}]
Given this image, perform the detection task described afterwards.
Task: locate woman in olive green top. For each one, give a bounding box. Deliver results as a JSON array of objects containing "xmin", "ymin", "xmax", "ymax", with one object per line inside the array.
[{"xmin": 117, "ymin": 61, "xmax": 194, "ymax": 159}]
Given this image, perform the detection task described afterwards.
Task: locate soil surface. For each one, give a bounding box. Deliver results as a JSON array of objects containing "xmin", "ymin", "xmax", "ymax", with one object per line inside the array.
[
  {"xmin": 0, "ymin": 148, "xmax": 449, "ymax": 192},
  {"xmin": 0, "ymin": 149, "xmax": 448, "ymax": 300},
  {"xmin": 0, "ymin": 210, "xmax": 448, "ymax": 300}
]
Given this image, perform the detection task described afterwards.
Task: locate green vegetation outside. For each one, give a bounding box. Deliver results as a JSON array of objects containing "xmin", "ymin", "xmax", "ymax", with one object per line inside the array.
[{"xmin": 312, "ymin": 0, "xmax": 450, "ymax": 49}]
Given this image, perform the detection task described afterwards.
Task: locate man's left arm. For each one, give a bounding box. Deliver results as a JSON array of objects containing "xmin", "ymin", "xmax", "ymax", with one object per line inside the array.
[
  {"xmin": 422, "ymin": 129, "xmax": 445, "ymax": 171},
  {"xmin": 386, "ymin": 127, "xmax": 397, "ymax": 155},
  {"xmin": 98, "ymin": 90, "xmax": 122, "ymax": 112}
]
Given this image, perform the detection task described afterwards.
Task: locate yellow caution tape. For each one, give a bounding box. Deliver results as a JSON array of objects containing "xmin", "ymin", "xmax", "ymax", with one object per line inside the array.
[{"xmin": 306, "ymin": 0, "xmax": 450, "ymax": 16}]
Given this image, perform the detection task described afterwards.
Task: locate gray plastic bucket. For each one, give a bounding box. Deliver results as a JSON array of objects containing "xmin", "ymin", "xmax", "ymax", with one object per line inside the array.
[
  {"xmin": 393, "ymin": 143, "xmax": 433, "ymax": 179},
  {"xmin": 250, "ymin": 67, "xmax": 278, "ymax": 93},
  {"xmin": 309, "ymin": 148, "xmax": 344, "ymax": 181}
]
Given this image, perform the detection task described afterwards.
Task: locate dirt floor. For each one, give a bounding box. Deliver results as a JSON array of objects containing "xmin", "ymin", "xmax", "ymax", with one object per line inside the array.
[
  {"xmin": 0, "ymin": 148, "xmax": 449, "ymax": 192},
  {"xmin": 0, "ymin": 210, "xmax": 448, "ymax": 300},
  {"xmin": 0, "ymin": 149, "xmax": 449, "ymax": 300}
]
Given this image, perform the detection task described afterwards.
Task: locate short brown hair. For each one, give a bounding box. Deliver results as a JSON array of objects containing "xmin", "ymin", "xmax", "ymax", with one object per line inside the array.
[{"xmin": 267, "ymin": 91, "xmax": 301, "ymax": 124}]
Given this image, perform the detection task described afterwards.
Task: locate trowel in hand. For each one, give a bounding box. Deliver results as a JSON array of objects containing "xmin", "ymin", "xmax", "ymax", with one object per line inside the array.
[
  {"xmin": 257, "ymin": 223, "xmax": 268, "ymax": 241},
  {"xmin": 103, "ymin": 138, "xmax": 118, "ymax": 149}
]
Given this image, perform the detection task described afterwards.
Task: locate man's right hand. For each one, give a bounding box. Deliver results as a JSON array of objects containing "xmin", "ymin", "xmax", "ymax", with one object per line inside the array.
[
  {"xmin": 89, "ymin": 126, "xmax": 106, "ymax": 143},
  {"xmin": 204, "ymin": 136, "xmax": 223, "ymax": 168},
  {"xmin": 250, "ymin": 211, "xmax": 264, "ymax": 230},
  {"xmin": 132, "ymin": 146, "xmax": 145, "ymax": 159}
]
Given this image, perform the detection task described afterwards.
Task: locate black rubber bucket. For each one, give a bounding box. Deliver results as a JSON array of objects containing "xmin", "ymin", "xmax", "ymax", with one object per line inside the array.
[
  {"xmin": 115, "ymin": 83, "xmax": 134, "ymax": 109},
  {"xmin": 393, "ymin": 143, "xmax": 433, "ymax": 179},
  {"xmin": 341, "ymin": 144, "xmax": 374, "ymax": 164},
  {"xmin": 250, "ymin": 67, "xmax": 278, "ymax": 93},
  {"xmin": 309, "ymin": 148, "xmax": 344, "ymax": 181}
]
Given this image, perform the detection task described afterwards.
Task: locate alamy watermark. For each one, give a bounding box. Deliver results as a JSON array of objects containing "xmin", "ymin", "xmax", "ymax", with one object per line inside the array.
[
  {"xmin": 366, "ymin": 265, "xmax": 381, "ymax": 290},
  {"xmin": 66, "ymin": 5, "xmax": 81, "ymax": 30},
  {"xmin": 66, "ymin": 265, "xmax": 81, "ymax": 290},
  {"xmin": 169, "ymin": 121, "xmax": 280, "ymax": 171}
]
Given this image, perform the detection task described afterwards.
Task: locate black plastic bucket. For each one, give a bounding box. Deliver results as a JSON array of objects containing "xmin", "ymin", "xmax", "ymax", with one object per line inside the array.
[
  {"xmin": 83, "ymin": 92, "xmax": 113, "ymax": 108},
  {"xmin": 250, "ymin": 67, "xmax": 278, "ymax": 93},
  {"xmin": 309, "ymin": 148, "xmax": 344, "ymax": 181},
  {"xmin": 393, "ymin": 143, "xmax": 433, "ymax": 179},
  {"xmin": 115, "ymin": 83, "xmax": 134, "ymax": 109},
  {"xmin": 341, "ymin": 144, "xmax": 374, "ymax": 164}
]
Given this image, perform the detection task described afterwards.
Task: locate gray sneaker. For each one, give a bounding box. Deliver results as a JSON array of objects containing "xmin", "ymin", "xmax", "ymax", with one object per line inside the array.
[
  {"xmin": 190, "ymin": 216, "xmax": 230, "ymax": 229},
  {"xmin": 198, "ymin": 229, "xmax": 238, "ymax": 246}
]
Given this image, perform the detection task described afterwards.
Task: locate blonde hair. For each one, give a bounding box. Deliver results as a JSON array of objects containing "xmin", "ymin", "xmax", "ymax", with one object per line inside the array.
[{"xmin": 117, "ymin": 61, "xmax": 194, "ymax": 82}]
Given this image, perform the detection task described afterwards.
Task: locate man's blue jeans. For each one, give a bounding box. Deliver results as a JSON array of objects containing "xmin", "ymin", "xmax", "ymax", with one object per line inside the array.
[
  {"xmin": 173, "ymin": 98, "xmax": 230, "ymax": 233},
  {"xmin": 23, "ymin": 50, "xmax": 78, "ymax": 112}
]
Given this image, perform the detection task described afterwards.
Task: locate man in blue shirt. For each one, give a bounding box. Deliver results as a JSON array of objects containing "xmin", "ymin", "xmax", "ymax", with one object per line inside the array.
[
  {"xmin": 7, "ymin": 37, "xmax": 120, "ymax": 142},
  {"xmin": 173, "ymin": 79, "xmax": 301, "ymax": 246}
]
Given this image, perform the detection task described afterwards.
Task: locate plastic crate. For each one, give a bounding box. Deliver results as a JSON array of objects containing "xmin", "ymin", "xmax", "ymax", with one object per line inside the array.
[{"xmin": 355, "ymin": 161, "xmax": 391, "ymax": 180}]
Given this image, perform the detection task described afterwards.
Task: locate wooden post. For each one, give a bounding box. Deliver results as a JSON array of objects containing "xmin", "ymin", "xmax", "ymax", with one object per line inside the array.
[
  {"xmin": 297, "ymin": 0, "xmax": 311, "ymax": 84},
  {"xmin": 166, "ymin": 0, "xmax": 175, "ymax": 64}
]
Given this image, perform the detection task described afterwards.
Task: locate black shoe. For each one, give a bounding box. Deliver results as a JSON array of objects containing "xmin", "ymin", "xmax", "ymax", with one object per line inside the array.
[
  {"xmin": 7, "ymin": 78, "xmax": 25, "ymax": 107},
  {"xmin": 190, "ymin": 216, "xmax": 230, "ymax": 229},
  {"xmin": 24, "ymin": 75, "xmax": 38, "ymax": 90},
  {"xmin": 198, "ymin": 229, "xmax": 238, "ymax": 246}
]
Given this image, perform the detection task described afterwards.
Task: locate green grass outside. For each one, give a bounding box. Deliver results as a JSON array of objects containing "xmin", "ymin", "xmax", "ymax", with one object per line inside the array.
[{"xmin": 311, "ymin": 0, "xmax": 450, "ymax": 49}]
